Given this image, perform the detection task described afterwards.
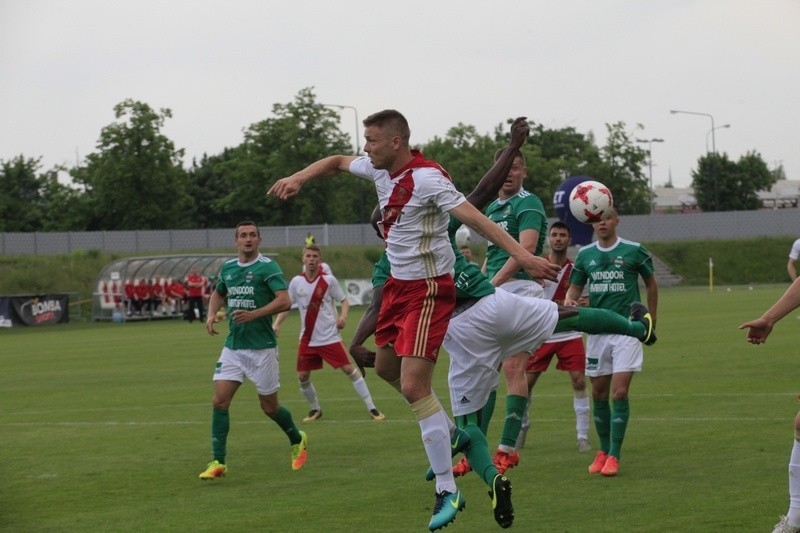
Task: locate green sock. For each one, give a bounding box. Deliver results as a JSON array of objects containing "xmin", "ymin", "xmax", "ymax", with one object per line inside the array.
[
  {"xmin": 460, "ymin": 421, "xmax": 499, "ymax": 487},
  {"xmin": 270, "ymin": 405, "xmax": 302, "ymax": 445},
  {"xmin": 480, "ymin": 389, "xmax": 497, "ymax": 437},
  {"xmin": 554, "ymin": 307, "xmax": 645, "ymax": 339},
  {"xmin": 211, "ymin": 408, "xmax": 229, "ymax": 463},
  {"xmin": 499, "ymin": 395, "xmax": 527, "ymax": 448},
  {"xmin": 609, "ymin": 398, "xmax": 630, "ymax": 459},
  {"xmin": 593, "ymin": 399, "xmax": 611, "ymax": 453}
]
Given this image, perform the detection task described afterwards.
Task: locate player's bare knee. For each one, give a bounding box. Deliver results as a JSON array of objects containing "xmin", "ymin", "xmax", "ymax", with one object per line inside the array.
[
  {"xmin": 259, "ymin": 396, "xmax": 280, "ymax": 417},
  {"xmin": 212, "ymin": 395, "xmax": 232, "ymax": 410},
  {"xmin": 612, "ymin": 388, "xmax": 629, "ymax": 401}
]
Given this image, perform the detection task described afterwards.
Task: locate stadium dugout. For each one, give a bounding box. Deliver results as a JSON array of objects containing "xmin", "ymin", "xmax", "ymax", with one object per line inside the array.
[{"xmin": 91, "ymin": 254, "xmax": 275, "ymax": 322}]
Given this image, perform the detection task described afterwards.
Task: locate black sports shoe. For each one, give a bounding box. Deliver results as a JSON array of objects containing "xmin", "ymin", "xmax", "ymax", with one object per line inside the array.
[
  {"xmin": 630, "ymin": 302, "xmax": 657, "ymax": 346},
  {"xmin": 489, "ymin": 474, "xmax": 514, "ymax": 528},
  {"xmin": 302, "ymin": 409, "xmax": 322, "ymax": 422}
]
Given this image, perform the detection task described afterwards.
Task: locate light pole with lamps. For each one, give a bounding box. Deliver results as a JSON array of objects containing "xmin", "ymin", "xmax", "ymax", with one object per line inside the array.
[
  {"xmin": 670, "ymin": 109, "xmax": 717, "ymax": 153},
  {"xmin": 321, "ymin": 103, "xmax": 360, "ymax": 155},
  {"xmin": 706, "ymin": 124, "xmax": 730, "ymax": 153},
  {"xmin": 671, "ymin": 109, "xmax": 724, "ymax": 210},
  {"xmin": 635, "ymin": 138, "xmax": 664, "ymax": 214}
]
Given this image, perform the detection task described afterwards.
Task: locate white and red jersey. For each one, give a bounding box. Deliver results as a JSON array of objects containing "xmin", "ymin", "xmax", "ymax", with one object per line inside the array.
[
  {"xmin": 287, "ymin": 273, "xmax": 346, "ymax": 347},
  {"xmin": 543, "ymin": 257, "xmax": 582, "ymax": 342},
  {"xmin": 349, "ymin": 151, "xmax": 466, "ymax": 281}
]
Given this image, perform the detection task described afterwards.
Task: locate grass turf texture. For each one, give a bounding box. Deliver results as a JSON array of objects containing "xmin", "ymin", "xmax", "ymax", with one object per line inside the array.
[{"xmin": 2, "ymin": 284, "xmax": 798, "ymax": 531}]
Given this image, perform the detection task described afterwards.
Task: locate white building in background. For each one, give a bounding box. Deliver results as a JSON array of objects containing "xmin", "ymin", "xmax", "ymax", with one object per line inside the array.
[{"xmin": 652, "ymin": 180, "xmax": 799, "ymax": 213}]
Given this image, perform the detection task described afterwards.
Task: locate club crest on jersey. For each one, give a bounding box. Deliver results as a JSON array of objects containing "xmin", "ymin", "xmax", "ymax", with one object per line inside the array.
[
  {"xmin": 245, "ymin": 271, "xmax": 254, "ymax": 282},
  {"xmin": 613, "ymin": 256, "xmax": 625, "ymax": 268}
]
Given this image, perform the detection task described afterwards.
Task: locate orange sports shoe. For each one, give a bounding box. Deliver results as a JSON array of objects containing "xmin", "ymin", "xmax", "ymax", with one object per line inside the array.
[
  {"xmin": 600, "ymin": 455, "xmax": 619, "ymax": 477},
  {"xmin": 452, "ymin": 457, "xmax": 472, "ymax": 477},
  {"xmin": 588, "ymin": 451, "xmax": 609, "ymax": 474},
  {"xmin": 492, "ymin": 450, "xmax": 520, "ymax": 474},
  {"xmin": 291, "ymin": 431, "xmax": 308, "ymax": 470}
]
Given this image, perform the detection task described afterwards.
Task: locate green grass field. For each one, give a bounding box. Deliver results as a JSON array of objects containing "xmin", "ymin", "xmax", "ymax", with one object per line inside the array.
[{"xmin": 2, "ymin": 284, "xmax": 799, "ymax": 532}]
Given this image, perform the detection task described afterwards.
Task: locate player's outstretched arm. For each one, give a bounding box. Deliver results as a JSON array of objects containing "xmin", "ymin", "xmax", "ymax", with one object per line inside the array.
[
  {"xmin": 268, "ymin": 155, "xmax": 357, "ymax": 200},
  {"xmin": 465, "ymin": 117, "xmax": 529, "ymax": 210},
  {"xmin": 449, "ymin": 201, "xmax": 559, "ymax": 282},
  {"xmin": 490, "ymin": 228, "xmax": 540, "ymax": 287},
  {"xmin": 739, "ymin": 277, "xmax": 800, "ymax": 344}
]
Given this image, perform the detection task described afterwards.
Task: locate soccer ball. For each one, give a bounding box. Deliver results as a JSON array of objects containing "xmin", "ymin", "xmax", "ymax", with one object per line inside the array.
[
  {"xmin": 455, "ymin": 225, "xmax": 471, "ymax": 247},
  {"xmin": 569, "ymin": 180, "xmax": 614, "ymax": 223}
]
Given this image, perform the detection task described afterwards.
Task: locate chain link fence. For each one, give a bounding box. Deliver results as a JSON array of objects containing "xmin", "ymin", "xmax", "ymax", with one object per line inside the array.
[{"xmin": 0, "ymin": 210, "xmax": 797, "ymax": 256}]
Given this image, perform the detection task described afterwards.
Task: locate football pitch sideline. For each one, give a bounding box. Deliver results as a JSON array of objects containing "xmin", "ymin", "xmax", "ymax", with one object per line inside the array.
[{"xmin": 1, "ymin": 284, "xmax": 797, "ymax": 532}]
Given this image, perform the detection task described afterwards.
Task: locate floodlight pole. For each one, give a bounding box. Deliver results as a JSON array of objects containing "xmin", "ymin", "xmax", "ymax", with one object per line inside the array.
[
  {"xmin": 635, "ymin": 138, "xmax": 664, "ymax": 214},
  {"xmin": 322, "ymin": 103, "xmax": 360, "ymax": 155}
]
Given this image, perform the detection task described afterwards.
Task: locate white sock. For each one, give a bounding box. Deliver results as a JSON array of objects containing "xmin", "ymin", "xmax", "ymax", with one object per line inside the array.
[
  {"xmin": 299, "ymin": 379, "xmax": 320, "ymax": 411},
  {"xmin": 347, "ymin": 369, "xmax": 377, "ymax": 411},
  {"xmin": 787, "ymin": 439, "xmax": 800, "ymax": 526},
  {"xmin": 574, "ymin": 391, "xmax": 590, "ymax": 440},
  {"xmin": 419, "ymin": 409, "xmax": 456, "ymax": 494},
  {"xmin": 411, "ymin": 395, "xmax": 456, "ymax": 494}
]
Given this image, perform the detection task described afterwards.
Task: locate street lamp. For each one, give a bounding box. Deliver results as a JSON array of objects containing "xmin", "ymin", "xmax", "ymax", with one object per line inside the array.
[
  {"xmin": 706, "ymin": 124, "xmax": 730, "ymax": 153},
  {"xmin": 322, "ymin": 103, "xmax": 360, "ymax": 155},
  {"xmin": 670, "ymin": 109, "xmax": 725, "ymax": 210},
  {"xmin": 635, "ymin": 138, "xmax": 664, "ymax": 214},
  {"xmin": 670, "ymin": 109, "xmax": 717, "ymax": 153}
]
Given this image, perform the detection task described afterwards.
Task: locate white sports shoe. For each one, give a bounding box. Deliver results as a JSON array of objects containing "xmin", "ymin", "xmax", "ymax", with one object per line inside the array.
[
  {"xmin": 577, "ymin": 438, "xmax": 592, "ymax": 452},
  {"xmin": 773, "ymin": 515, "xmax": 800, "ymax": 533}
]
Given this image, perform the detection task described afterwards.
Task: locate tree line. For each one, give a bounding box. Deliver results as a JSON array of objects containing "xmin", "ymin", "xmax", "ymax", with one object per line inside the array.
[{"xmin": 0, "ymin": 87, "xmax": 782, "ymax": 232}]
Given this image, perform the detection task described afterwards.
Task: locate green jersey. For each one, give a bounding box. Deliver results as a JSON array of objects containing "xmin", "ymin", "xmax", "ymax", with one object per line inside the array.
[
  {"xmin": 483, "ymin": 189, "xmax": 548, "ymax": 280},
  {"xmin": 215, "ymin": 254, "xmax": 288, "ymax": 350},
  {"xmin": 372, "ymin": 252, "xmax": 391, "ymax": 288},
  {"xmin": 570, "ymin": 237, "xmax": 654, "ymax": 317},
  {"xmin": 372, "ymin": 217, "xmax": 496, "ymax": 301},
  {"xmin": 448, "ymin": 217, "xmax": 496, "ymax": 300}
]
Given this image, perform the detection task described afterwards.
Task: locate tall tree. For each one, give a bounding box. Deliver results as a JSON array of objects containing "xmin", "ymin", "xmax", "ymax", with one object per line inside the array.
[
  {"xmin": 692, "ymin": 151, "xmax": 775, "ymax": 211},
  {"xmin": 71, "ymin": 99, "xmax": 192, "ymax": 230},
  {"xmin": 187, "ymin": 150, "xmax": 246, "ymax": 228},
  {"xmin": 526, "ymin": 123, "xmax": 603, "ymax": 214},
  {"xmin": 592, "ymin": 122, "xmax": 650, "ymax": 214},
  {"xmin": 213, "ymin": 87, "xmax": 359, "ymax": 226},
  {"xmin": 0, "ymin": 156, "xmax": 45, "ymax": 231},
  {"xmin": 421, "ymin": 123, "xmax": 503, "ymax": 195}
]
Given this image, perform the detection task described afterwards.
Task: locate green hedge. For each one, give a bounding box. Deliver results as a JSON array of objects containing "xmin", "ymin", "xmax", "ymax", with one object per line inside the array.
[{"xmin": 0, "ymin": 238, "xmax": 794, "ymax": 299}]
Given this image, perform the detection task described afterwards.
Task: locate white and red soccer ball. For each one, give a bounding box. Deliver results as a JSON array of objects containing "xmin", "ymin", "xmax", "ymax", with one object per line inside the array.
[{"xmin": 568, "ymin": 180, "xmax": 614, "ymax": 224}]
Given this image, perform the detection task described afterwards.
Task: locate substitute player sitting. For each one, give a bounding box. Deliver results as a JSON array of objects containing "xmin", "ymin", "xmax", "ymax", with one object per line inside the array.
[{"xmin": 274, "ymin": 245, "xmax": 384, "ymax": 422}]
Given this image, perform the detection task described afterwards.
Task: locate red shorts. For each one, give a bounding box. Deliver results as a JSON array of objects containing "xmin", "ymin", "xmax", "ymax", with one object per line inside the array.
[
  {"xmin": 296, "ymin": 340, "xmax": 350, "ymax": 371},
  {"xmin": 375, "ymin": 274, "xmax": 455, "ymax": 362},
  {"xmin": 527, "ymin": 337, "xmax": 586, "ymax": 373}
]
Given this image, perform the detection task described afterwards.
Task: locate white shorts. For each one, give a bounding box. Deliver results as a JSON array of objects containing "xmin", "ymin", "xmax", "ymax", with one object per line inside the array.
[
  {"xmin": 444, "ymin": 289, "xmax": 558, "ymax": 416},
  {"xmin": 214, "ymin": 346, "xmax": 281, "ymax": 396},
  {"xmin": 584, "ymin": 334, "xmax": 643, "ymax": 377},
  {"xmin": 497, "ymin": 278, "xmax": 546, "ymax": 299}
]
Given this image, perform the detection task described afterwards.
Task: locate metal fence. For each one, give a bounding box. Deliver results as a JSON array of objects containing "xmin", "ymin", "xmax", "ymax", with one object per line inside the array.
[{"xmin": 1, "ymin": 209, "xmax": 797, "ymax": 256}]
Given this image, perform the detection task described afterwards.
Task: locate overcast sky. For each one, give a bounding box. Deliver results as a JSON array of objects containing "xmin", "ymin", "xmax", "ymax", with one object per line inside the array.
[{"xmin": 2, "ymin": 0, "xmax": 798, "ymax": 191}]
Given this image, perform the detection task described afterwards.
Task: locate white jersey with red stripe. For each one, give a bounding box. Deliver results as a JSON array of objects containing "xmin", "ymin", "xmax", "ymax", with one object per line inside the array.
[
  {"xmin": 287, "ymin": 273, "xmax": 345, "ymax": 347},
  {"xmin": 349, "ymin": 152, "xmax": 466, "ymax": 280},
  {"xmin": 543, "ymin": 258, "xmax": 582, "ymax": 342}
]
